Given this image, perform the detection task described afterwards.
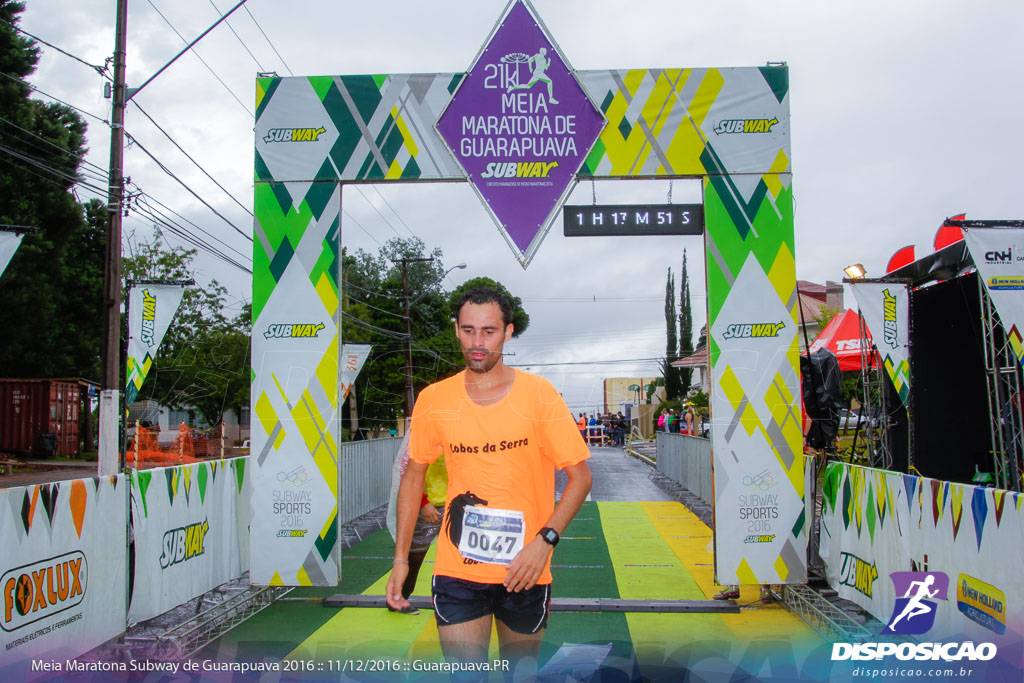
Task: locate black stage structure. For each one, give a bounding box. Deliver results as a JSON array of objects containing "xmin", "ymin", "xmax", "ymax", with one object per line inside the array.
[{"xmin": 846, "ymin": 220, "xmax": 1024, "ymax": 492}]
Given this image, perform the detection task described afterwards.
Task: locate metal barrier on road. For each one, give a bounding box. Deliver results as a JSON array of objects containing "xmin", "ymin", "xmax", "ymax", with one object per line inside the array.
[
  {"xmin": 655, "ymin": 432, "xmax": 713, "ymax": 506},
  {"xmin": 340, "ymin": 437, "xmax": 401, "ymax": 525}
]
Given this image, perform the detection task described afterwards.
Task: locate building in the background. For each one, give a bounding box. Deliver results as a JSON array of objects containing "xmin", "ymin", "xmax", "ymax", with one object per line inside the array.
[
  {"xmin": 602, "ymin": 377, "xmax": 665, "ymax": 415},
  {"xmin": 795, "ymin": 280, "xmax": 844, "ymax": 351}
]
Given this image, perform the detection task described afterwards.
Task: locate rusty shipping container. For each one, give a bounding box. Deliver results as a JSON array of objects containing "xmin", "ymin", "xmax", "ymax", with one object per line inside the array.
[{"xmin": 0, "ymin": 379, "xmax": 87, "ymax": 457}]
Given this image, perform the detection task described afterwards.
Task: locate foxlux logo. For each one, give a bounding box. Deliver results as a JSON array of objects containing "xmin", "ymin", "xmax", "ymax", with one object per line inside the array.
[
  {"xmin": 882, "ymin": 288, "xmax": 899, "ymax": 349},
  {"xmin": 480, "ymin": 161, "xmax": 559, "ymax": 179},
  {"xmin": 714, "ymin": 117, "xmax": 779, "ymax": 135},
  {"xmin": 159, "ymin": 520, "xmax": 210, "ymax": 569},
  {"xmin": 2, "ymin": 551, "xmax": 87, "ymax": 632},
  {"xmin": 722, "ymin": 321, "xmax": 785, "ymax": 340},
  {"xmin": 264, "ymin": 323, "xmax": 325, "ymax": 339},
  {"xmin": 263, "ymin": 127, "xmax": 326, "ymax": 143},
  {"xmin": 140, "ymin": 288, "xmax": 157, "ymax": 345}
]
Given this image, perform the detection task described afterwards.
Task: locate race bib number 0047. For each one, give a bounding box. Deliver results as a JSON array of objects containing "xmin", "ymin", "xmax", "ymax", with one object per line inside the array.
[{"xmin": 458, "ymin": 505, "xmax": 525, "ymax": 565}]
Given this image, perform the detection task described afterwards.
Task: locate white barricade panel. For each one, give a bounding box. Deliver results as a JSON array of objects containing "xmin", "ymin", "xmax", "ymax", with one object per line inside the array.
[
  {"xmin": 820, "ymin": 462, "xmax": 1024, "ymax": 661},
  {"xmin": 128, "ymin": 458, "xmax": 250, "ymax": 623},
  {"xmin": 0, "ymin": 475, "xmax": 127, "ymax": 673}
]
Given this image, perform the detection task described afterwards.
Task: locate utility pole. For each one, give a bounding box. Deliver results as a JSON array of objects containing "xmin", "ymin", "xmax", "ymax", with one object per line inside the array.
[
  {"xmin": 398, "ymin": 257, "xmax": 434, "ymax": 421},
  {"xmin": 98, "ymin": 0, "xmax": 128, "ymax": 477}
]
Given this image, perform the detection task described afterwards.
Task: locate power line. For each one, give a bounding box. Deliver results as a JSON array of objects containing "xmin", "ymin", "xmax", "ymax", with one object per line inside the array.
[
  {"xmin": 124, "ymin": 131, "xmax": 252, "ymax": 242},
  {"xmin": 133, "ymin": 191, "xmax": 251, "ymax": 263},
  {"xmin": 207, "ymin": 0, "xmax": 264, "ymax": 71},
  {"xmin": 131, "ymin": 101, "xmax": 253, "ymax": 217},
  {"xmin": 144, "ymin": 0, "xmax": 252, "ymax": 115},
  {"xmin": 371, "ymin": 185, "xmax": 417, "ymax": 239},
  {"xmin": 0, "ymin": 17, "xmax": 109, "ymax": 77},
  {"xmin": 0, "ymin": 71, "xmax": 108, "ymax": 125},
  {"xmin": 342, "ymin": 208, "xmax": 383, "ymax": 247},
  {"xmin": 0, "ymin": 116, "xmax": 108, "ymax": 183},
  {"xmin": 353, "ymin": 186, "xmax": 404, "ymax": 239},
  {"xmin": 243, "ymin": 4, "xmax": 292, "ymax": 76}
]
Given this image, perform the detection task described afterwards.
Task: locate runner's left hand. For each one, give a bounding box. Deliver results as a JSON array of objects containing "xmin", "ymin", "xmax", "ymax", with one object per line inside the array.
[{"xmin": 503, "ymin": 536, "xmax": 552, "ymax": 593}]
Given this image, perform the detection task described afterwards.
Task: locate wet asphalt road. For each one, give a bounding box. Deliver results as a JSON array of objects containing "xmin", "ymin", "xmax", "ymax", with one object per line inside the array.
[{"xmin": 556, "ymin": 445, "xmax": 673, "ymax": 502}]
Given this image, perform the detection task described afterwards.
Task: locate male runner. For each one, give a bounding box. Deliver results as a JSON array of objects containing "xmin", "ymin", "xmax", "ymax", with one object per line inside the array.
[{"xmin": 386, "ymin": 286, "xmax": 592, "ymax": 670}]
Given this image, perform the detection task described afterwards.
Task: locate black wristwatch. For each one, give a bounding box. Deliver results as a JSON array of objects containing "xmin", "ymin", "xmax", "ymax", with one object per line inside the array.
[{"xmin": 538, "ymin": 527, "xmax": 559, "ymax": 547}]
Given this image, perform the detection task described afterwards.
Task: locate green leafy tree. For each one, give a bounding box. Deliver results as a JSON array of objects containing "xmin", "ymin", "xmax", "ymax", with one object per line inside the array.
[
  {"xmin": 341, "ymin": 242, "xmax": 531, "ymax": 437},
  {"xmin": 0, "ymin": 3, "xmax": 103, "ymax": 380},
  {"xmin": 661, "ymin": 268, "xmax": 683, "ymax": 400},
  {"xmin": 342, "ymin": 238, "xmax": 463, "ymax": 435},
  {"xmin": 448, "ymin": 276, "xmax": 530, "ymax": 337},
  {"xmin": 678, "ymin": 249, "xmax": 694, "ymax": 397}
]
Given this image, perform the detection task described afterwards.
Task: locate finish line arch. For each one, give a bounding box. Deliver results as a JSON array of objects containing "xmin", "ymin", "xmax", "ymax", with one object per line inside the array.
[{"xmin": 250, "ymin": 0, "xmax": 802, "ymax": 589}]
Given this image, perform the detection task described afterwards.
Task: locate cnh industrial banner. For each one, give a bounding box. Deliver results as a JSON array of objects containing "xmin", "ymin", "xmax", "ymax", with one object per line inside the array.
[
  {"xmin": 128, "ymin": 458, "xmax": 251, "ymax": 622},
  {"xmin": 253, "ymin": 0, "xmax": 801, "ymax": 585},
  {"xmin": 963, "ymin": 226, "xmax": 1024, "ymax": 364},
  {"xmin": 125, "ymin": 284, "xmax": 187, "ymax": 404},
  {"xmin": 819, "ymin": 462, "xmax": 1023, "ymax": 674},
  {"xmin": 851, "ymin": 281, "xmax": 911, "ymax": 406},
  {"xmin": 0, "ymin": 476, "xmax": 127, "ymax": 673}
]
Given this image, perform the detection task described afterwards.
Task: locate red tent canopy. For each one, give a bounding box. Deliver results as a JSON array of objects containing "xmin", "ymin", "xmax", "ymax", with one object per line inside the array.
[{"xmin": 808, "ymin": 309, "xmax": 876, "ymax": 371}]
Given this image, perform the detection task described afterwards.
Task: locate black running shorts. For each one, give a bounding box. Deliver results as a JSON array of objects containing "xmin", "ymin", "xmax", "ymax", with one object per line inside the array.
[{"xmin": 431, "ymin": 575, "xmax": 551, "ymax": 634}]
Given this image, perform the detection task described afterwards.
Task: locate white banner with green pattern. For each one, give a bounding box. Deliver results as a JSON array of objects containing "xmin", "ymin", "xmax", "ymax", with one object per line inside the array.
[
  {"xmin": 0, "ymin": 230, "xmax": 23, "ymax": 280},
  {"xmin": 819, "ymin": 462, "xmax": 1024, "ymax": 656},
  {"xmin": 125, "ymin": 284, "xmax": 187, "ymax": 404},
  {"xmin": 851, "ymin": 282, "xmax": 911, "ymax": 406},
  {"xmin": 250, "ymin": 174, "xmax": 342, "ymax": 586},
  {"xmin": 253, "ymin": 12, "xmax": 801, "ymax": 585},
  {"xmin": 128, "ymin": 458, "xmax": 250, "ymax": 622}
]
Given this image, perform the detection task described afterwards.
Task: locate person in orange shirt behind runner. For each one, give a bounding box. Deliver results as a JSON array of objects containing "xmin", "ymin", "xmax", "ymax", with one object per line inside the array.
[{"xmin": 386, "ymin": 286, "xmax": 592, "ymax": 675}]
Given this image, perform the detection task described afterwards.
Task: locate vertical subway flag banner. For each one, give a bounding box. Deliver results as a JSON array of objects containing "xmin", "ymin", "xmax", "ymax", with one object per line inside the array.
[
  {"xmin": 0, "ymin": 230, "xmax": 24, "ymax": 280},
  {"xmin": 252, "ymin": 70, "xmax": 343, "ymax": 584},
  {"xmin": 0, "ymin": 476, "xmax": 126, "ymax": 675},
  {"xmin": 964, "ymin": 226, "xmax": 1024, "ymax": 364},
  {"xmin": 851, "ymin": 282, "xmax": 911, "ymax": 405},
  {"xmin": 125, "ymin": 284, "xmax": 187, "ymax": 404},
  {"xmin": 435, "ymin": 0, "xmax": 605, "ymax": 267}
]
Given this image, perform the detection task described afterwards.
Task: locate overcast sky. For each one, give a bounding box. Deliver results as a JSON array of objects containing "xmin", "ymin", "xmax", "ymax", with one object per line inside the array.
[{"xmin": 17, "ymin": 0, "xmax": 1024, "ymax": 413}]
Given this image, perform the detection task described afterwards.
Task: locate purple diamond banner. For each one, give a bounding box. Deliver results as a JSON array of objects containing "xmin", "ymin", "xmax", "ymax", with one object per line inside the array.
[{"xmin": 436, "ymin": 0, "xmax": 605, "ymax": 267}]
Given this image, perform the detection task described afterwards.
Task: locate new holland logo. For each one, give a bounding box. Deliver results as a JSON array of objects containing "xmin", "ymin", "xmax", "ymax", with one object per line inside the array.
[
  {"xmin": 159, "ymin": 520, "xmax": 210, "ymax": 570},
  {"xmin": 882, "ymin": 288, "xmax": 899, "ymax": 348},
  {"xmin": 263, "ymin": 127, "xmax": 327, "ymax": 143},
  {"xmin": 480, "ymin": 161, "xmax": 559, "ymax": 179},
  {"xmin": 2, "ymin": 551, "xmax": 87, "ymax": 632},
  {"xmin": 263, "ymin": 323, "xmax": 325, "ymax": 339},
  {"xmin": 714, "ymin": 117, "xmax": 779, "ymax": 135},
  {"xmin": 722, "ymin": 321, "xmax": 785, "ymax": 340},
  {"xmin": 140, "ymin": 288, "xmax": 157, "ymax": 346}
]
